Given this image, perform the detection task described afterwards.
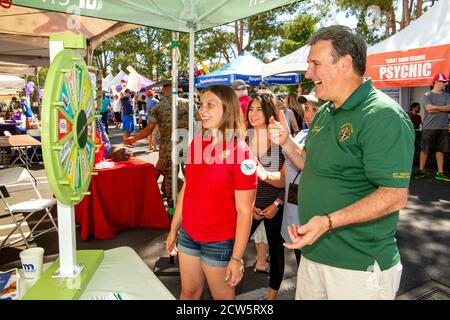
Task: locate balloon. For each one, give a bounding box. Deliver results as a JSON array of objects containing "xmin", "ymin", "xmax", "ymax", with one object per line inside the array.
[
  {"xmin": 25, "ymin": 81, "xmax": 34, "ymax": 96},
  {"xmin": 25, "ymin": 87, "xmax": 33, "ymax": 96},
  {"xmin": 115, "ymin": 84, "xmax": 122, "ymax": 92}
]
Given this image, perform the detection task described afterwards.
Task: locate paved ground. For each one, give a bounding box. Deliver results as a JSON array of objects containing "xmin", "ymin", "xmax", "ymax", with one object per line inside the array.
[{"xmin": 1, "ymin": 124, "xmax": 449, "ymax": 300}]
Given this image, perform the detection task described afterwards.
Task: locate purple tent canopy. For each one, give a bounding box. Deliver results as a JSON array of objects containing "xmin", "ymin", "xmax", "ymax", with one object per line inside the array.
[{"xmin": 138, "ymin": 75, "xmax": 155, "ymax": 89}]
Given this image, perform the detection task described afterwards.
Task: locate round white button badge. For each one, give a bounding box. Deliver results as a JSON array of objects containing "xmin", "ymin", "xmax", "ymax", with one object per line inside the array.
[{"xmin": 241, "ymin": 159, "xmax": 257, "ymax": 176}]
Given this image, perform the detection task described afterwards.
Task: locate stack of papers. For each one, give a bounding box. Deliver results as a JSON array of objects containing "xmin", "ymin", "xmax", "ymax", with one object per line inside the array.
[
  {"xmin": 94, "ymin": 161, "xmax": 115, "ymax": 169},
  {"xmin": 0, "ymin": 269, "xmax": 20, "ymax": 300}
]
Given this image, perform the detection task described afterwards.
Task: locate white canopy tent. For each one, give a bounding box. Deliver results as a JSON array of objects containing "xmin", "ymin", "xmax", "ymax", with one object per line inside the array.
[
  {"xmin": 101, "ymin": 73, "xmax": 115, "ymax": 92},
  {"xmin": 0, "ymin": 62, "xmax": 36, "ymax": 76},
  {"xmin": 0, "ymin": 74, "xmax": 25, "ymax": 90},
  {"xmin": 366, "ymin": 0, "xmax": 450, "ymax": 88},
  {"xmin": 0, "ymin": 6, "xmax": 138, "ymax": 67},
  {"xmin": 262, "ymin": 45, "xmax": 310, "ymax": 77},
  {"xmin": 368, "ymin": 0, "xmax": 450, "ymax": 54},
  {"xmin": 109, "ymin": 70, "xmax": 129, "ymax": 88},
  {"xmin": 102, "ymin": 71, "xmax": 128, "ymax": 92}
]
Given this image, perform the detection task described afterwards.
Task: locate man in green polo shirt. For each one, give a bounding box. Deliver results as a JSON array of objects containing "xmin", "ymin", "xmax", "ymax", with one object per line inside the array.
[{"xmin": 269, "ymin": 25, "xmax": 414, "ymax": 300}]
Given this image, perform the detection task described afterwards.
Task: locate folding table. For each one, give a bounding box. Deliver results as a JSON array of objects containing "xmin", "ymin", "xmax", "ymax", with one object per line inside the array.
[{"xmin": 0, "ymin": 135, "xmax": 41, "ymax": 168}]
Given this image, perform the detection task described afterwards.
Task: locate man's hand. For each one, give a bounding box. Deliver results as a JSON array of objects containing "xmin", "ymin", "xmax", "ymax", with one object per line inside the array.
[
  {"xmin": 268, "ymin": 110, "xmax": 290, "ymax": 146},
  {"xmin": 123, "ymin": 137, "xmax": 134, "ymax": 145},
  {"xmin": 283, "ymin": 215, "xmax": 329, "ymax": 250}
]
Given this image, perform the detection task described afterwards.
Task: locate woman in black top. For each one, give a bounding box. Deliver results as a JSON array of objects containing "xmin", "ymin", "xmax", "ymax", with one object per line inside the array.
[{"xmin": 246, "ymin": 93, "xmax": 285, "ymax": 300}]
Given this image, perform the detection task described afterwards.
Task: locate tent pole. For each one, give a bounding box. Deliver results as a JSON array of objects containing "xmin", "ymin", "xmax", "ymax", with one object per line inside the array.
[
  {"xmin": 189, "ymin": 27, "xmax": 195, "ymax": 143},
  {"xmin": 171, "ymin": 32, "xmax": 179, "ymax": 208},
  {"xmin": 36, "ymin": 67, "xmax": 40, "ymax": 118}
]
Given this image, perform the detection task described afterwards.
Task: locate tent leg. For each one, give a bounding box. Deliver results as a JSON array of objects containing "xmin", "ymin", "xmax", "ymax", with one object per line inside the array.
[
  {"xmin": 188, "ymin": 28, "xmax": 195, "ymax": 143},
  {"xmin": 171, "ymin": 32, "xmax": 179, "ymax": 208}
]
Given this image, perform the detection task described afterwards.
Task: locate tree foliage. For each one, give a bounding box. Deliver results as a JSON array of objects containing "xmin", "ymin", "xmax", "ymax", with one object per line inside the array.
[
  {"xmin": 278, "ymin": 15, "xmax": 318, "ymax": 58},
  {"xmin": 89, "ymin": 0, "xmax": 432, "ymax": 81},
  {"xmin": 333, "ymin": 0, "xmax": 426, "ymax": 43},
  {"xmin": 93, "ymin": 28, "xmax": 190, "ymax": 80}
]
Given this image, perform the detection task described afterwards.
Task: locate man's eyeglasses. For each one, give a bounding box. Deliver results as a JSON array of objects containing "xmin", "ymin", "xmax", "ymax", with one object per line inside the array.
[{"xmin": 438, "ymin": 80, "xmax": 448, "ymax": 84}]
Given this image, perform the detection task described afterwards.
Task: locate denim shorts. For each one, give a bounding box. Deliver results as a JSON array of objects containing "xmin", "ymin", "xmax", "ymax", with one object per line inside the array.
[{"xmin": 177, "ymin": 228, "xmax": 234, "ymax": 267}]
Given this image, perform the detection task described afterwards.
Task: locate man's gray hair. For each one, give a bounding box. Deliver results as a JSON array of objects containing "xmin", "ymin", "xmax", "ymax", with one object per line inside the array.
[{"xmin": 308, "ymin": 25, "xmax": 367, "ymax": 76}]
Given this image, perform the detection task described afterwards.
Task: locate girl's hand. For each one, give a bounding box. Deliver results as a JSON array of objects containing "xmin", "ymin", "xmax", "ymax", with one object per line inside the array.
[
  {"xmin": 165, "ymin": 230, "xmax": 179, "ymax": 256},
  {"xmin": 225, "ymin": 259, "xmax": 244, "ymax": 287},
  {"xmin": 253, "ymin": 207, "xmax": 264, "ymax": 220},
  {"xmin": 262, "ymin": 204, "xmax": 279, "ymax": 219}
]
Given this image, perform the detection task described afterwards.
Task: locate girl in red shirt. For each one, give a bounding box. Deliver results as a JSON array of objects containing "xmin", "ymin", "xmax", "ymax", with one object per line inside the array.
[{"xmin": 166, "ymin": 85, "xmax": 257, "ymax": 300}]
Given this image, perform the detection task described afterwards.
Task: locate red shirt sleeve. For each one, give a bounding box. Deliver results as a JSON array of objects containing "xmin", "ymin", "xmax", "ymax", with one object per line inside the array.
[{"xmin": 231, "ymin": 140, "xmax": 258, "ymax": 190}]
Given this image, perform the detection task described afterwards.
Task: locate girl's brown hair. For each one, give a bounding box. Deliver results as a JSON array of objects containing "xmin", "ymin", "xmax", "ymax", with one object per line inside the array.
[
  {"xmin": 287, "ymin": 92, "xmax": 304, "ymax": 118},
  {"xmin": 246, "ymin": 93, "xmax": 279, "ymax": 129},
  {"xmin": 203, "ymin": 85, "xmax": 246, "ymax": 141}
]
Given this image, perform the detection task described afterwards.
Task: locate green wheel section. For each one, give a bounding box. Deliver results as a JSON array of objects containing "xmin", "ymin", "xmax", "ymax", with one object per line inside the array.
[{"xmin": 41, "ymin": 49, "xmax": 96, "ymax": 205}]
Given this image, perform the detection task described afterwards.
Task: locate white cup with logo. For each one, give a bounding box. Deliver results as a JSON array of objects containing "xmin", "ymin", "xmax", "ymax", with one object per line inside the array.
[{"xmin": 20, "ymin": 247, "xmax": 44, "ymax": 280}]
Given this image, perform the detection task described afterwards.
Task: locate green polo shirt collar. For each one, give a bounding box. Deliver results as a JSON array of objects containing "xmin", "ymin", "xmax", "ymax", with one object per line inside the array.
[{"xmin": 326, "ymin": 78, "xmax": 374, "ymax": 114}]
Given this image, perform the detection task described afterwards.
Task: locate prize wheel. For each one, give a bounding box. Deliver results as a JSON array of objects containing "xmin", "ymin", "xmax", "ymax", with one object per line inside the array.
[{"xmin": 41, "ymin": 49, "xmax": 96, "ymax": 205}]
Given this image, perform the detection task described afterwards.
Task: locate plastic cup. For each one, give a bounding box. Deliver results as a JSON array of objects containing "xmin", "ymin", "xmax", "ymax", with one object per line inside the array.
[{"xmin": 20, "ymin": 247, "xmax": 44, "ymax": 280}]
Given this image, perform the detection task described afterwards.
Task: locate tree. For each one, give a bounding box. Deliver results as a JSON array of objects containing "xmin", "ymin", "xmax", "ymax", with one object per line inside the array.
[
  {"xmin": 233, "ymin": 5, "xmax": 299, "ymax": 59},
  {"xmin": 278, "ymin": 15, "xmax": 318, "ymax": 57},
  {"xmin": 333, "ymin": 0, "xmax": 428, "ymax": 41},
  {"xmin": 92, "ymin": 27, "xmax": 190, "ymax": 81},
  {"xmin": 91, "ymin": 4, "xmax": 303, "ymax": 76},
  {"xmin": 195, "ymin": 28, "xmax": 236, "ymax": 65}
]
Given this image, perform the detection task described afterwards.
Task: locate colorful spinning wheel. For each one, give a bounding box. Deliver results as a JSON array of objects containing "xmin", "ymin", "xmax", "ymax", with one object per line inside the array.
[{"xmin": 41, "ymin": 49, "xmax": 96, "ymax": 205}]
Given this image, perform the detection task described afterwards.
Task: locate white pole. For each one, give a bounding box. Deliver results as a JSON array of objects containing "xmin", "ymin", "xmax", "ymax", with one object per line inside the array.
[
  {"xmin": 56, "ymin": 201, "xmax": 78, "ymax": 277},
  {"xmin": 171, "ymin": 32, "xmax": 179, "ymax": 207},
  {"xmin": 189, "ymin": 27, "xmax": 195, "ymax": 143}
]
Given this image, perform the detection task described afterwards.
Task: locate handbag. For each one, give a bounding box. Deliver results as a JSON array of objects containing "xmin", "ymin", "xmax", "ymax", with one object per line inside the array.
[{"xmin": 287, "ymin": 170, "xmax": 301, "ymax": 205}]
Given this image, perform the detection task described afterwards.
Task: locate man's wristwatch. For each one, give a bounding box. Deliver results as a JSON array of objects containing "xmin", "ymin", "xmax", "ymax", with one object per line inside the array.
[{"xmin": 273, "ymin": 200, "xmax": 282, "ymax": 208}]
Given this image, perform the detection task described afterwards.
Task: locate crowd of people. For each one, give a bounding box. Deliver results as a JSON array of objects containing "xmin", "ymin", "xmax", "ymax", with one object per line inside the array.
[
  {"xmin": 96, "ymin": 24, "xmax": 449, "ymax": 301},
  {"xmin": 0, "ymin": 96, "xmax": 39, "ymax": 130}
]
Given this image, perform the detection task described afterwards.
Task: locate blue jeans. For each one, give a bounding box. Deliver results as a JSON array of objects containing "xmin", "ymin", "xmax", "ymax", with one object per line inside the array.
[{"xmin": 177, "ymin": 228, "xmax": 234, "ymax": 267}]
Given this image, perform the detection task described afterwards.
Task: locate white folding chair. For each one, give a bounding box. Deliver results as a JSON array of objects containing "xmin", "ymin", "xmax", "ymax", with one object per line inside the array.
[{"xmin": 0, "ymin": 167, "xmax": 58, "ymax": 249}]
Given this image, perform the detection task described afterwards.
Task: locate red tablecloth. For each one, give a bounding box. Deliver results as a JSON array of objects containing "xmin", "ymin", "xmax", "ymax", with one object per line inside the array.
[{"xmin": 75, "ymin": 158, "xmax": 169, "ymax": 240}]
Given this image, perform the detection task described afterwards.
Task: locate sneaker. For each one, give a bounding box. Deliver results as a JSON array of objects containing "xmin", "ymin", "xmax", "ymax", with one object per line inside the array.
[
  {"xmin": 413, "ymin": 170, "xmax": 427, "ymax": 179},
  {"xmin": 434, "ymin": 172, "xmax": 450, "ymax": 182}
]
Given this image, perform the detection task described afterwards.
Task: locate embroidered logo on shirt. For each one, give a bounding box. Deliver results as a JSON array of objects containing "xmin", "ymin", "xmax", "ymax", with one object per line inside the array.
[
  {"xmin": 241, "ymin": 159, "xmax": 257, "ymax": 176},
  {"xmin": 338, "ymin": 123, "xmax": 353, "ymax": 142},
  {"xmin": 311, "ymin": 124, "xmax": 321, "ymax": 134},
  {"xmin": 393, "ymin": 172, "xmax": 410, "ymax": 179}
]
